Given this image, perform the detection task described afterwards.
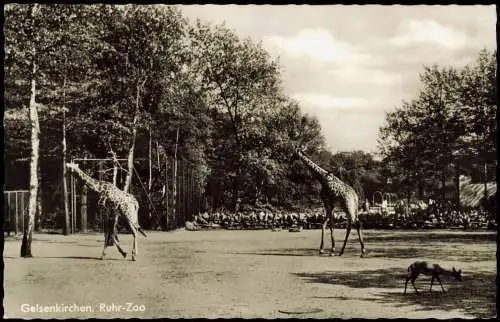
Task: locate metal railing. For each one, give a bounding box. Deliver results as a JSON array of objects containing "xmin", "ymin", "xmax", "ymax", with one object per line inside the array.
[{"xmin": 4, "ymin": 190, "xmax": 29, "ymax": 235}]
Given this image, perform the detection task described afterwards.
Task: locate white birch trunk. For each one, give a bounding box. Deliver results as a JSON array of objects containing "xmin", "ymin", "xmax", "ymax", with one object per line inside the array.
[{"xmin": 21, "ymin": 61, "xmax": 39, "ymax": 257}]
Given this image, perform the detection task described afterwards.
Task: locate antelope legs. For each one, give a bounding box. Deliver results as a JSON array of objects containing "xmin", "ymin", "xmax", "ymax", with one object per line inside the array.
[
  {"xmin": 404, "ymin": 276, "xmax": 419, "ymax": 295},
  {"xmin": 430, "ymin": 275, "xmax": 446, "ymax": 293}
]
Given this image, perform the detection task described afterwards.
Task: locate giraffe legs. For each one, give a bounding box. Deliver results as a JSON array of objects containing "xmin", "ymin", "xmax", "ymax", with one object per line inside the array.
[
  {"xmin": 319, "ymin": 219, "xmax": 327, "ymax": 255},
  {"xmin": 101, "ymin": 215, "xmax": 127, "ymax": 260},
  {"xmin": 338, "ymin": 221, "xmax": 351, "ymax": 257},
  {"xmin": 319, "ymin": 205, "xmax": 333, "ymax": 255},
  {"xmin": 112, "ymin": 235, "xmax": 128, "ymax": 258},
  {"xmin": 329, "ymin": 217, "xmax": 336, "ymax": 256},
  {"xmin": 131, "ymin": 230, "xmax": 137, "ymax": 261},
  {"xmin": 355, "ymin": 220, "xmax": 366, "ymax": 258},
  {"xmin": 101, "ymin": 216, "xmax": 111, "ymax": 260}
]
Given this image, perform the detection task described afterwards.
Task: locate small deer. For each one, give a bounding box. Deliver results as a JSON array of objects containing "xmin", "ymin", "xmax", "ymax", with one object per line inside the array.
[{"xmin": 404, "ymin": 261, "xmax": 462, "ymax": 295}]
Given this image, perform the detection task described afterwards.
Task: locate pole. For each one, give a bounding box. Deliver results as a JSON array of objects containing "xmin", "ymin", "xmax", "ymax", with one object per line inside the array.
[
  {"xmin": 148, "ymin": 121, "xmax": 152, "ymax": 223},
  {"xmin": 21, "ymin": 192, "xmax": 25, "ymax": 233},
  {"xmin": 70, "ymin": 169, "xmax": 74, "ymax": 234},
  {"xmin": 15, "ymin": 190, "xmax": 19, "ymax": 234},
  {"xmin": 165, "ymin": 155, "xmax": 169, "ymax": 230},
  {"xmin": 81, "ymin": 184, "xmax": 88, "ymax": 233}
]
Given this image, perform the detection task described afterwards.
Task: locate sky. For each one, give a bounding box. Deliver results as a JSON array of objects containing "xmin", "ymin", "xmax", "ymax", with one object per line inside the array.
[{"xmin": 177, "ymin": 5, "xmax": 496, "ymax": 154}]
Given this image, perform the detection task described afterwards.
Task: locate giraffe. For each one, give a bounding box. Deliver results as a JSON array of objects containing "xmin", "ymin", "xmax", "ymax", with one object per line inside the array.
[
  {"xmin": 66, "ymin": 162, "xmax": 147, "ymax": 261},
  {"xmin": 295, "ymin": 148, "xmax": 366, "ymax": 257}
]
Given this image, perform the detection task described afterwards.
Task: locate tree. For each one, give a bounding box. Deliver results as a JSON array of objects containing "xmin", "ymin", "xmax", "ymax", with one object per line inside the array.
[
  {"xmin": 189, "ymin": 21, "xmax": 283, "ymax": 211},
  {"xmin": 5, "ymin": 4, "xmax": 44, "ymax": 257},
  {"xmin": 458, "ymin": 48, "xmax": 497, "ymax": 199},
  {"xmin": 378, "ymin": 49, "xmax": 496, "ymax": 207}
]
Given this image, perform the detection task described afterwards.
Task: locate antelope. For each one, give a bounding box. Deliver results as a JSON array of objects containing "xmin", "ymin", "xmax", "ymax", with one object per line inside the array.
[{"xmin": 404, "ymin": 261, "xmax": 462, "ymax": 294}]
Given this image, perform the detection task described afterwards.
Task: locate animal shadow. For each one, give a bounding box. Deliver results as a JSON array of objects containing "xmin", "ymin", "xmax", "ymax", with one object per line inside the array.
[{"xmin": 294, "ymin": 268, "xmax": 496, "ymax": 318}]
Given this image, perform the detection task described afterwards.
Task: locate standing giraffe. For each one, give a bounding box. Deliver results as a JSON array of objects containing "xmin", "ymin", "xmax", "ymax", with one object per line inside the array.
[
  {"xmin": 66, "ymin": 162, "xmax": 147, "ymax": 261},
  {"xmin": 295, "ymin": 148, "xmax": 366, "ymax": 257}
]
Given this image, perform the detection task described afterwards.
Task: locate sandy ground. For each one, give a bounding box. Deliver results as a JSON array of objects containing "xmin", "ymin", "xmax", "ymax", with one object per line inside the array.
[{"xmin": 3, "ymin": 229, "xmax": 497, "ymax": 319}]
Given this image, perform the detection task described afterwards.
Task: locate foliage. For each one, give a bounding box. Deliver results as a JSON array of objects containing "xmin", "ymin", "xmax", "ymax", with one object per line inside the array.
[
  {"xmin": 5, "ymin": 5, "xmax": 494, "ymax": 231},
  {"xmin": 378, "ymin": 48, "xmax": 497, "ymax": 204},
  {"xmin": 4, "ymin": 5, "xmax": 332, "ymax": 229}
]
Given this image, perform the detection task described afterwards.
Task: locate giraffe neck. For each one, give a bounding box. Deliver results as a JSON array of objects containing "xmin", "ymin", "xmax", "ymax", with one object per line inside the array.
[
  {"xmin": 71, "ymin": 167, "xmax": 103, "ymax": 193},
  {"xmin": 296, "ymin": 151, "xmax": 329, "ymax": 182}
]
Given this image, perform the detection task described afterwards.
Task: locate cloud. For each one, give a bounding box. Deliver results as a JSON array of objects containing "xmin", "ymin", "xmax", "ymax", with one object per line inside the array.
[
  {"xmin": 291, "ymin": 92, "xmax": 367, "ymax": 110},
  {"xmin": 328, "ymin": 67, "xmax": 401, "ymax": 85},
  {"xmin": 177, "ymin": 5, "xmax": 495, "ymax": 152},
  {"xmin": 389, "ymin": 19, "xmax": 468, "ymax": 48},
  {"xmin": 263, "ymin": 28, "xmax": 370, "ymax": 63}
]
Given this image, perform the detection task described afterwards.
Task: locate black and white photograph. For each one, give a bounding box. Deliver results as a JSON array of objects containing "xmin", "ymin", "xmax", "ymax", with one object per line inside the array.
[{"xmin": 3, "ymin": 3, "xmax": 497, "ymax": 319}]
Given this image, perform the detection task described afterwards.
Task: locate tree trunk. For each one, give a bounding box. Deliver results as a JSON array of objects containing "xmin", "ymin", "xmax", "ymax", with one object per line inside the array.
[
  {"xmin": 441, "ymin": 166, "xmax": 447, "ymax": 201},
  {"xmin": 172, "ymin": 125, "xmax": 179, "ymax": 228},
  {"xmin": 80, "ymin": 184, "xmax": 88, "ymax": 233},
  {"xmin": 455, "ymin": 162, "xmax": 461, "ymax": 210},
  {"xmin": 123, "ymin": 80, "xmax": 144, "ymax": 193},
  {"xmin": 62, "ymin": 75, "xmax": 70, "ymax": 236},
  {"xmin": 109, "ymin": 147, "xmax": 118, "ymax": 186},
  {"xmin": 112, "ymin": 163, "xmax": 118, "ymax": 186},
  {"xmin": 483, "ymin": 161, "xmax": 488, "ymax": 201},
  {"xmin": 148, "ymin": 118, "xmax": 152, "ymax": 224},
  {"xmin": 233, "ymin": 168, "xmax": 241, "ymax": 213},
  {"xmin": 35, "ymin": 172, "xmax": 42, "ymax": 232},
  {"xmin": 21, "ymin": 61, "xmax": 39, "ymax": 258},
  {"xmin": 165, "ymin": 153, "xmax": 169, "ymax": 231},
  {"xmin": 149, "ymin": 120, "xmax": 152, "ymax": 192}
]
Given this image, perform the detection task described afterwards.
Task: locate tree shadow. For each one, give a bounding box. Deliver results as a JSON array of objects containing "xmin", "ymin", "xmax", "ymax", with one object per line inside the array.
[
  {"xmin": 42, "ymin": 256, "xmax": 105, "ymax": 260},
  {"xmin": 32, "ymin": 239, "xmax": 80, "ymax": 245},
  {"xmin": 3, "ymin": 255, "xmax": 124, "ymax": 261},
  {"xmin": 294, "ymin": 268, "xmax": 496, "ymax": 318},
  {"xmin": 365, "ymin": 232, "xmax": 496, "ymax": 244},
  {"xmin": 231, "ymin": 248, "xmax": 321, "ymax": 257},
  {"xmin": 27, "ymin": 256, "xmax": 126, "ymax": 261},
  {"xmin": 366, "ymin": 247, "xmax": 495, "ymax": 262}
]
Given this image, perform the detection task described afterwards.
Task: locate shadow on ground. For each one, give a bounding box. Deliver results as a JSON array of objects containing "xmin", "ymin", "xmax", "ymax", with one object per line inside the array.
[
  {"xmin": 294, "ymin": 268, "xmax": 497, "ymax": 318},
  {"xmin": 231, "ymin": 248, "xmax": 320, "ymax": 257},
  {"xmin": 4, "ymin": 256, "xmax": 126, "ymax": 261},
  {"xmin": 366, "ymin": 246, "xmax": 495, "ymax": 262},
  {"xmin": 232, "ymin": 244, "xmax": 494, "ymax": 262},
  {"xmin": 363, "ymin": 232, "xmax": 496, "ymax": 244}
]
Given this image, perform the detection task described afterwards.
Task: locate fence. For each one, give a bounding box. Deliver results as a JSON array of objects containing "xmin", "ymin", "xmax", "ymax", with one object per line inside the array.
[
  {"xmin": 4, "ymin": 190, "xmax": 29, "ymax": 235},
  {"xmin": 68, "ymin": 156, "xmax": 203, "ymax": 233}
]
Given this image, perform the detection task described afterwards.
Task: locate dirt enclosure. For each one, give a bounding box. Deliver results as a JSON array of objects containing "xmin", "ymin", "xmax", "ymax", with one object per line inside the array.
[{"xmin": 3, "ymin": 229, "xmax": 497, "ymax": 319}]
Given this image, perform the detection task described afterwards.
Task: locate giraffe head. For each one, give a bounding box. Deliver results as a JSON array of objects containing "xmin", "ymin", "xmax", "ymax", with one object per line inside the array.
[{"xmin": 290, "ymin": 142, "xmax": 306, "ymax": 155}]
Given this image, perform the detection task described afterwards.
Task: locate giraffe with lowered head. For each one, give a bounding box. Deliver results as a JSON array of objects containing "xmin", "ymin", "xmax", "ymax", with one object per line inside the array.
[
  {"xmin": 66, "ymin": 162, "xmax": 147, "ymax": 261},
  {"xmin": 295, "ymin": 148, "xmax": 366, "ymax": 257}
]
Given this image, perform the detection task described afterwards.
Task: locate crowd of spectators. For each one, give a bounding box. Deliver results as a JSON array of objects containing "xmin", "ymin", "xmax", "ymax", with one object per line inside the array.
[
  {"xmin": 186, "ymin": 201, "xmax": 496, "ymax": 231},
  {"xmin": 188, "ymin": 210, "xmax": 333, "ymax": 230}
]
